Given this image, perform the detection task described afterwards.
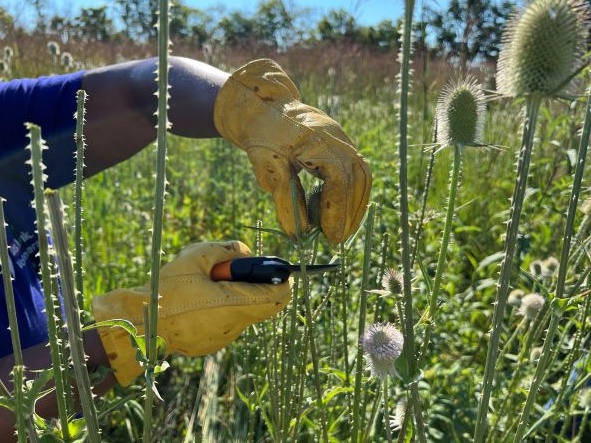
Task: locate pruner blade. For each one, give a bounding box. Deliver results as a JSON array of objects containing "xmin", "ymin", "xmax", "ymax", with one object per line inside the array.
[{"xmin": 211, "ymin": 256, "xmax": 340, "ymax": 284}]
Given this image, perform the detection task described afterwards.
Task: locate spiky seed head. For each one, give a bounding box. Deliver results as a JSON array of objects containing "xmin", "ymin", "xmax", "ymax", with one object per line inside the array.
[
  {"xmin": 47, "ymin": 41, "xmax": 60, "ymax": 56},
  {"xmin": 530, "ymin": 346, "xmax": 543, "ymax": 363},
  {"xmin": 382, "ymin": 268, "xmax": 403, "ymax": 296},
  {"xmin": 580, "ymin": 198, "xmax": 591, "ymax": 215},
  {"xmin": 518, "ymin": 293, "xmax": 545, "ymax": 319},
  {"xmin": 508, "ymin": 288, "xmax": 526, "ymax": 307},
  {"xmin": 61, "ymin": 52, "xmax": 73, "ymax": 68},
  {"xmin": 497, "ymin": 0, "xmax": 590, "ymax": 98},
  {"xmin": 361, "ymin": 322, "xmax": 404, "ymax": 379},
  {"xmin": 306, "ymin": 183, "xmax": 323, "ymax": 229},
  {"xmin": 542, "ymin": 257, "xmax": 559, "ymax": 277},
  {"xmin": 578, "ymin": 388, "xmax": 591, "ymax": 409},
  {"xmin": 435, "ymin": 76, "xmax": 486, "ymax": 147},
  {"xmin": 529, "ymin": 260, "xmax": 543, "ymax": 276},
  {"xmin": 389, "ymin": 398, "xmax": 407, "ymax": 431}
]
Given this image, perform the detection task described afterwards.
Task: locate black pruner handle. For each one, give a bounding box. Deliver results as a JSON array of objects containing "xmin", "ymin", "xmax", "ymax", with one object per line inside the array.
[{"xmin": 211, "ymin": 256, "xmax": 292, "ymax": 284}]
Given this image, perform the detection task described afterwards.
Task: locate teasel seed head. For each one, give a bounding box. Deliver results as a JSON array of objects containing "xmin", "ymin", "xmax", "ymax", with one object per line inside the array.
[
  {"xmin": 435, "ymin": 76, "xmax": 486, "ymax": 147},
  {"xmin": 518, "ymin": 293, "xmax": 545, "ymax": 319},
  {"xmin": 47, "ymin": 41, "xmax": 60, "ymax": 56},
  {"xmin": 3, "ymin": 46, "xmax": 13, "ymax": 60},
  {"xmin": 382, "ymin": 268, "xmax": 403, "ymax": 296},
  {"xmin": 497, "ymin": 0, "xmax": 590, "ymax": 98},
  {"xmin": 579, "ymin": 387, "xmax": 591, "ymax": 409},
  {"xmin": 306, "ymin": 183, "xmax": 323, "ymax": 229},
  {"xmin": 508, "ymin": 289, "xmax": 525, "ymax": 307},
  {"xmin": 61, "ymin": 52, "xmax": 73, "ymax": 69},
  {"xmin": 542, "ymin": 256, "xmax": 559, "ymax": 277},
  {"xmin": 361, "ymin": 322, "xmax": 404, "ymax": 379},
  {"xmin": 530, "ymin": 346, "xmax": 543, "ymax": 363},
  {"xmin": 0, "ymin": 59, "xmax": 9, "ymax": 75},
  {"xmin": 529, "ymin": 259, "xmax": 543, "ymax": 277},
  {"xmin": 389, "ymin": 398, "xmax": 407, "ymax": 431}
]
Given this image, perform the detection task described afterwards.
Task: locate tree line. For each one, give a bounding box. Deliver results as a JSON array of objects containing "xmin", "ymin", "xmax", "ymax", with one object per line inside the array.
[{"xmin": 0, "ymin": 0, "xmax": 518, "ymax": 66}]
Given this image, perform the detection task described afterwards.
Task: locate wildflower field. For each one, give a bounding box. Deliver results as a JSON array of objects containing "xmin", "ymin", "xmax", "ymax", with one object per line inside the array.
[{"xmin": 2, "ymin": 0, "xmax": 591, "ymax": 441}]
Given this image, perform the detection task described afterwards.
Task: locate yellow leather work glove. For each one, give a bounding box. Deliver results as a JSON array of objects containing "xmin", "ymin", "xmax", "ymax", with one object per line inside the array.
[
  {"xmin": 214, "ymin": 59, "xmax": 372, "ymax": 244},
  {"xmin": 92, "ymin": 241, "xmax": 291, "ymax": 386}
]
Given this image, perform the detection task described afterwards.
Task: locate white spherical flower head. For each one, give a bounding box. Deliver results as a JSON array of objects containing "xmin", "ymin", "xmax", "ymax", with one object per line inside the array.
[
  {"xmin": 361, "ymin": 323, "xmax": 404, "ymax": 379},
  {"xmin": 518, "ymin": 293, "xmax": 545, "ymax": 319}
]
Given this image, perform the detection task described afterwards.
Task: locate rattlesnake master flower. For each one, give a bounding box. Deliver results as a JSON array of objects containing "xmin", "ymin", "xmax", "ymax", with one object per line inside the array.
[
  {"xmin": 518, "ymin": 293, "xmax": 545, "ymax": 319},
  {"xmin": 497, "ymin": 0, "xmax": 590, "ymax": 98},
  {"xmin": 361, "ymin": 322, "xmax": 404, "ymax": 379},
  {"xmin": 435, "ymin": 76, "xmax": 486, "ymax": 147}
]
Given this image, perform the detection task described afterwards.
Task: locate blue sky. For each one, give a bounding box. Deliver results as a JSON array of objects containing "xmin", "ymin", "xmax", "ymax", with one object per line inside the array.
[
  {"xmin": 184, "ymin": 0, "xmax": 406, "ymax": 25},
  {"xmin": 6, "ymin": 0, "xmax": 411, "ymax": 28}
]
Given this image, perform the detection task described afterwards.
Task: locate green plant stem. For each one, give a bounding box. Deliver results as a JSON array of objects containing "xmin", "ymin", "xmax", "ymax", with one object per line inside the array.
[
  {"xmin": 143, "ymin": 0, "xmax": 170, "ymax": 441},
  {"xmin": 383, "ymin": 378, "xmax": 393, "ymax": 443},
  {"xmin": 12, "ymin": 366, "xmax": 28, "ymax": 443},
  {"xmin": 474, "ymin": 96, "xmax": 541, "ymax": 442},
  {"xmin": 74, "ymin": 90, "xmax": 86, "ymax": 313},
  {"xmin": 513, "ymin": 89, "xmax": 591, "ymax": 442},
  {"xmin": 351, "ymin": 202, "xmax": 375, "ymax": 442},
  {"xmin": 339, "ymin": 243, "xmax": 352, "ymax": 411},
  {"xmin": 280, "ymin": 277, "xmax": 300, "ymax": 442},
  {"xmin": 0, "ymin": 202, "xmax": 28, "ymax": 443},
  {"xmin": 297, "ymin": 244, "xmax": 329, "ymax": 443},
  {"xmin": 27, "ymin": 123, "xmax": 71, "ymax": 440},
  {"xmin": 397, "ymin": 1, "xmax": 426, "ymax": 441},
  {"xmin": 46, "ymin": 191, "xmax": 101, "ymax": 442},
  {"xmin": 419, "ymin": 143, "xmax": 463, "ymax": 364},
  {"xmin": 411, "ymin": 145, "xmax": 436, "ymax": 268}
]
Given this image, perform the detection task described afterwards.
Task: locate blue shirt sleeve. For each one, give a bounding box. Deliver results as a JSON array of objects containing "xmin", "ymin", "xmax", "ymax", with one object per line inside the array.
[
  {"xmin": 0, "ymin": 70, "xmax": 84, "ymax": 233},
  {"xmin": 0, "ymin": 71, "xmax": 85, "ymax": 357}
]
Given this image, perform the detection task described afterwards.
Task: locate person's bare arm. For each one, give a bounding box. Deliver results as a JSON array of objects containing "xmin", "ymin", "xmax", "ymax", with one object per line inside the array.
[{"xmin": 82, "ymin": 56, "xmax": 230, "ymax": 177}]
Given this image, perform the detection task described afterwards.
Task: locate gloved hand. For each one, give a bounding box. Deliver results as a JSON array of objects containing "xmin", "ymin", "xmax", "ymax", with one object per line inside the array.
[
  {"xmin": 92, "ymin": 241, "xmax": 291, "ymax": 386},
  {"xmin": 214, "ymin": 59, "xmax": 372, "ymax": 244}
]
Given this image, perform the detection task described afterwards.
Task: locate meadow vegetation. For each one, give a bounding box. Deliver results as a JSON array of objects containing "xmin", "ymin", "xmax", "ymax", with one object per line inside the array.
[{"xmin": 1, "ymin": 0, "xmax": 591, "ymax": 441}]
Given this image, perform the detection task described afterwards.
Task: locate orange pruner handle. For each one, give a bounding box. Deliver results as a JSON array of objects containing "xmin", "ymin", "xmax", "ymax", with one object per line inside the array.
[{"xmin": 211, "ymin": 260, "xmax": 232, "ymax": 282}]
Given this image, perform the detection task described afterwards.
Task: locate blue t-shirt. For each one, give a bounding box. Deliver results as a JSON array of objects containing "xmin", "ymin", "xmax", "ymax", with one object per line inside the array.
[{"xmin": 0, "ymin": 71, "xmax": 85, "ymax": 357}]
